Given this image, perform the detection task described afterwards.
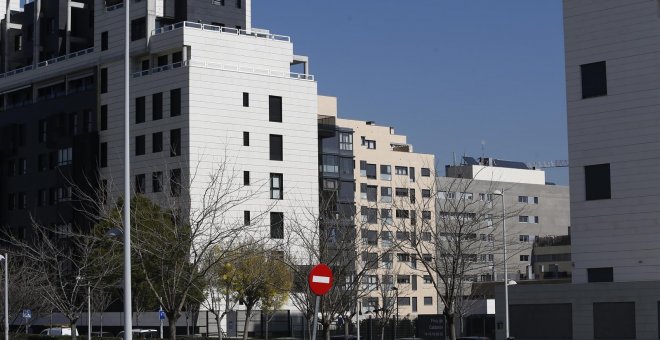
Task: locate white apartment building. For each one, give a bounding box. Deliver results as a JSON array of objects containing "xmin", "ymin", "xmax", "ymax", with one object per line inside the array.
[{"xmin": 335, "ymin": 116, "xmax": 438, "ymax": 317}]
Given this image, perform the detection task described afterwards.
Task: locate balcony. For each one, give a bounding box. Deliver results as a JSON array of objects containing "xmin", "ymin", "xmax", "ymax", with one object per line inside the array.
[{"xmin": 153, "ymin": 21, "xmax": 291, "ymax": 43}]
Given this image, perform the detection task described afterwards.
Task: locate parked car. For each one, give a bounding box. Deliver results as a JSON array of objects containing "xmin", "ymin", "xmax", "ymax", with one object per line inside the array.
[
  {"xmin": 91, "ymin": 331, "xmax": 115, "ymax": 337},
  {"xmin": 39, "ymin": 327, "xmax": 79, "ymax": 336},
  {"xmin": 117, "ymin": 329, "xmax": 159, "ymax": 339},
  {"xmin": 330, "ymin": 336, "xmax": 358, "ymax": 340}
]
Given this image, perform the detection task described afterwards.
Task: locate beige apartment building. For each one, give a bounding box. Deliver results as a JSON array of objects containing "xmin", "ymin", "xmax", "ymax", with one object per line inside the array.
[{"xmin": 333, "ymin": 112, "xmax": 437, "ymax": 317}]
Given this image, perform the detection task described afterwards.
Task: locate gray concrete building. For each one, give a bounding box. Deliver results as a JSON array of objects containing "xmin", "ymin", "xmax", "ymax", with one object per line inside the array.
[
  {"xmin": 495, "ymin": 1, "xmax": 660, "ymax": 339},
  {"xmin": 440, "ymin": 157, "xmax": 570, "ymax": 283}
]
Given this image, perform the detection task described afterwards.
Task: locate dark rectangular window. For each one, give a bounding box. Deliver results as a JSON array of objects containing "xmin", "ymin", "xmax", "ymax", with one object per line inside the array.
[
  {"xmin": 38, "ymin": 120, "xmax": 48, "ymax": 143},
  {"xmin": 100, "ymin": 105, "xmax": 108, "ymax": 130},
  {"xmin": 38, "ymin": 154, "xmax": 47, "ymax": 172},
  {"xmin": 101, "ymin": 31, "xmax": 108, "ymax": 51},
  {"xmin": 581, "ymin": 61, "xmax": 607, "ymax": 99},
  {"xmin": 270, "ymin": 173, "xmax": 283, "ymax": 200},
  {"xmin": 588, "ymin": 267, "xmax": 613, "ymax": 283},
  {"xmin": 157, "ymin": 55, "xmax": 168, "ymax": 67},
  {"xmin": 424, "ymin": 297, "xmax": 432, "ymax": 305},
  {"xmin": 152, "ymin": 132, "xmax": 163, "ymax": 152},
  {"xmin": 7, "ymin": 193, "xmax": 15, "ymax": 210},
  {"xmin": 153, "ymin": 93, "xmax": 163, "ymax": 120},
  {"xmin": 100, "ymin": 142, "xmax": 107, "ymax": 168},
  {"xmin": 421, "ymin": 167, "xmax": 431, "ymax": 177},
  {"xmin": 136, "ymin": 97, "xmax": 145, "ymax": 123},
  {"xmin": 270, "ymin": 212, "xmax": 284, "ymax": 239},
  {"xmin": 170, "ymin": 89, "xmax": 181, "ymax": 116},
  {"xmin": 585, "ymin": 164, "xmax": 611, "ymax": 200},
  {"xmin": 269, "ymin": 134, "xmax": 283, "ymax": 161},
  {"xmin": 170, "ymin": 169, "xmax": 181, "ymax": 197},
  {"xmin": 172, "ymin": 51, "xmax": 183, "ymax": 64},
  {"xmin": 170, "ymin": 129, "xmax": 181, "ymax": 157},
  {"xmin": 243, "ymin": 92, "xmax": 249, "ymax": 107},
  {"xmin": 37, "ymin": 189, "xmax": 46, "ymax": 207},
  {"xmin": 269, "ymin": 95, "xmax": 282, "ymax": 122},
  {"xmin": 236, "ymin": 0, "xmax": 242, "ymax": 8},
  {"xmin": 135, "ymin": 135, "xmax": 145, "ymax": 156},
  {"xmin": 243, "ymin": 171, "xmax": 250, "ymax": 186},
  {"xmin": 243, "ymin": 131, "xmax": 249, "ymax": 146},
  {"xmin": 152, "ymin": 171, "xmax": 163, "ymax": 192},
  {"xmin": 593, "ymin": 302, "xmax": 635, "ymax": 339},
  {"xmin": 244, "ymin": 210, "xmax": 250, "ymax": 226},
  {"xmin": 100, "ymin": 68, "xmax": 108, "ymax": 93},
  {"xmin": 131, "ymin": 17, "xmax": 146, "ymax": 41},
  {"xmin": 412, "ymin": 297, "xmax": 418, "ymax": 312},
  {"xmin": 135, "ymin": 174, "xmax": 145, "ymax": 194}
]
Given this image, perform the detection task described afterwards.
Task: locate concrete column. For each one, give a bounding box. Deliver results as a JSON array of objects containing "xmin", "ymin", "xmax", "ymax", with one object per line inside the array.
[
  {"xmin": 32, "ymin": 0, "xmax": 41, "ymax": 64},
  {"xmin": 245, "ymin": 0, "xmax": 251, "ymax": 31},
  {"xmin": 65, "ymin": 0, "xmax": 71, "ymax": 55},
  {"xmin": 4, "ymin": 0, "xmax": 10, "ymax": 71}
]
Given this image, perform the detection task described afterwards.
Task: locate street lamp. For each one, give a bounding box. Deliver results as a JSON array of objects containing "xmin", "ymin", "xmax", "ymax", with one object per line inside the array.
[
  {"xmin": 1, "ymin": 253, "xmax": 8, "ymax": 340},
  {"xmin": 76, "ymin": 276, "xmax": 91, "ymax": 340},
  {"xmin": 391, "ymin": 287, "xmax": 398, "ymax": 340},
  {"xmin": 492, "ymin": 189, "xmax": 510, "ymax": 340},
  {"xmin": 123, "ymin": 0, "xmax": 133, "ymax": 337}
]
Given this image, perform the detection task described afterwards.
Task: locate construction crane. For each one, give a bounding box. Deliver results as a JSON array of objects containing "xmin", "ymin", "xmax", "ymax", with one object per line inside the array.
[{"xmin": 525, "ymin": 160, "xmax": 569, "ymax": 169}]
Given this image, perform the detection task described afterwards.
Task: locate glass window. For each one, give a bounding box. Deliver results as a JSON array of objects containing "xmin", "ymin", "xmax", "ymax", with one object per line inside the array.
[
  {"xmin": 270, "ymin": 173, "xmax": 283, "ymax": 200},
  {"xmin": 421, "ymin": 168, "xmax": 431, "ymax": 177},
  {"xmin": 270, "ymin": 212, "xmax": 284, "ymax": 239},
  {"xmin": 339, "ymin": 132, "xmax": 353, "ymax": 151},
  {"xmin": 321, "ymin": 155, "xmax": 339, "ymax": 173},
  {"xmin": 380, "ymin": 165, "xmax": 391, "ymax": 180},
  {"xmin": 395, "ymin": 166, "xmax": 408, "ymax": 175}
]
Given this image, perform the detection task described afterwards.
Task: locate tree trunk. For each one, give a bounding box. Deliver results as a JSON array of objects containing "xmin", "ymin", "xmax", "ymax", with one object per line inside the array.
[
  {"xmin": 379, "ymin": 326, "xmax": 384, "ymax": 340},
  {"xmin": 322, "ymin": 323, "xmax": 331, "ymax": 340},
  {"xmin": 445, "ymin": 313, "xmax": 456, "ymax": 340},
  {"xmin": 168, "ymin": 315, "xmax": 178, "ymax": 340},
  {"xmin": 215, "ymin": 314, "xmax": 222, "ymax": 340},
  {"xmin": 242, "ymin": 308, "xmax": 253, "ymax": 340},
  {"xmin": 344, "ymin": 318, "xmax": 349, "ymax": 338},
  {"xmin": 265, "ymin": 317, "xmax": 269, "ymax": 340},
  {"xmin": 70, "ymin": 320, "xmax": 78, "ymax": 340}
]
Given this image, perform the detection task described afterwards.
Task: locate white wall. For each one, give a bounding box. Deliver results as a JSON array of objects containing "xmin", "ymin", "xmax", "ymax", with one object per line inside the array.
[{"xmin": 564, "ymin": 0, "xmax": 660, "ymax": 282}]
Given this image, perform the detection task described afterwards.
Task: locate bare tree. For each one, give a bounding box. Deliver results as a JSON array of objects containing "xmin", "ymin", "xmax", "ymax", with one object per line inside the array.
[
  {"xmin": 285, "ymin": 191, "xmax": 398, "ymax": 340},
  {"xmin": 390, "ymin": 172, "xmax": 525, "ymax": 340},
  {"xmin": 85, "ymin": 154, "xmax": 275, "ymax": 340},
  {"xmin": 90, "ymin": 288, "xmax": 115, "ymax": 335},
  {"xmin": 0, "ymin": 222, "xmax": 118, "ymax": 340},
  {"xmin": 0, "ymin": 255, "xmax": 48, "ymax": 334}
]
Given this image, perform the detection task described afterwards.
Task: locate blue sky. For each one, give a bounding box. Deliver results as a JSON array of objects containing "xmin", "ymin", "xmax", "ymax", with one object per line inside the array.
[{"xmin": 253, "ymin": 1, "xmax": 569, "ymax": 184}]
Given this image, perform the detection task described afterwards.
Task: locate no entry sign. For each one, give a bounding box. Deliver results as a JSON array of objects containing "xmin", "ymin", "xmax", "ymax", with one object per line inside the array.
[{"xmin": 308, "ymin": 263, "xmax": 333, "ymax": 295}]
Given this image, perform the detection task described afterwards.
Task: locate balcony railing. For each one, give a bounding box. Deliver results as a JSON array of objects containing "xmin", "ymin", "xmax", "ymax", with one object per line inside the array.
[
  {"xmin": 105, "ymin": 2, "xmax": 123, "ymax": 11},
  {"xmin": 0, "ymin": 47, "xmax": 94, "ymax": 80},
  {"xmin": 188, "ymin": 59, "xmax": 314, "ymax": 81},
  {"xmin": 132, "ymin": 61, "xmax": 188, "ymax": 78},
  {"xmin": 153, "ymin": 21, "xmax": 291, "ymax": 42}
]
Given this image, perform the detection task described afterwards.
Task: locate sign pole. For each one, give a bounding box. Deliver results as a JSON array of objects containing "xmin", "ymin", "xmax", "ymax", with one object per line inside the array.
[
  {"xmin": 356, "ymin": 301, "xmax": 361, "ymax": 340},
  {"xmin": 311, "ymin": 295, "xmax": 320, "ymax": 340},
  {"xmin": 159, "ymin": 306, "xmax": 164, "ymax": 339}
]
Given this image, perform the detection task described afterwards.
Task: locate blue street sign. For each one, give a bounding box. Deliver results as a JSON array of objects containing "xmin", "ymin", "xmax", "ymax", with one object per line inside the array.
[
  {"xmin": 23, "ymin": 309, "xmax": 32, "ymax": 319},
  {"xmin": 159, "ymin": 310, "xmax": 165, "ymax": 320}
]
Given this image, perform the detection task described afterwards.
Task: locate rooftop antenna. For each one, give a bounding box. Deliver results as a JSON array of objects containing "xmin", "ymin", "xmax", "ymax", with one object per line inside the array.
[{"xmin": 481, "ymin": 139, "xmax": 486, "ymax": 159}]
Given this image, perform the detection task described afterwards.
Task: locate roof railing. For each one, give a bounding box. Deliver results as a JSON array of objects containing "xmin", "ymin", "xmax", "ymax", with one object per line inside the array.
[
  {"xmin": 132, "ymin": 61, "xmax": 188, "ymax": 78},
  {"xmin": 188, "ymin": 59, "xmax": 314, "ymax": 81},
  {"xmin": 0, "ymin": 47, "xmax": 94, "ymax": 80},
  {"xmin": 152, "ymin": 21, "xmax": 291, "ymax": 42}
]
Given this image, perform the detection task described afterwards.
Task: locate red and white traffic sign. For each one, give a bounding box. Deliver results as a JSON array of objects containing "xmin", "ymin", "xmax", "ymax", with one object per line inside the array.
[{"xmin": 308, "ymin": 263, "xmax": 333, "ymax": 296}]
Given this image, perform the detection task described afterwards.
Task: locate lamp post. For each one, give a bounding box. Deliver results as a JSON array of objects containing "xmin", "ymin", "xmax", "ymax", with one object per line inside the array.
[
  {"xmin": 123, "ymin": 0, "xmax": 133, "ymax": 335},
  {"xmin": 391, "ymin": 287, "xmax": 398, "ymax": 340},
  {"xmin": 1, "ymin": 254, "xmax": 8, "ymax": 340},
  {"xmin": 492, "ymin": 190, "xmax": 509, "ymax": 340},
  {"xmin": 76, "ymin": 277, "xmax": 91, "ymax": 340}
]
